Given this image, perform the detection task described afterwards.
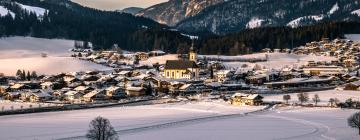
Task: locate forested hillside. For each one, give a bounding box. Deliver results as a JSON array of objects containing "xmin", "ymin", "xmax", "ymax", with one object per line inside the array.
[
  {"xmin": 197, "ymin": 22, "xmax": 360, "ymax": 55},
  {"xmin": 0, "ymin": 0, "xmax": 192, "ymax": 53}
]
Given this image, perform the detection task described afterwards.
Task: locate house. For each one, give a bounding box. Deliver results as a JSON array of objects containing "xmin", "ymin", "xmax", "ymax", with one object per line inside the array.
[
  {"xmin": 74, "ymin": 86, "xmax": 94, "ymax": 93},
  {"xmin": 83, "ymin": 89, "xmax": 106, "ymax": 102},
  {"xmin": 135, "ymin": 52, "xmax": 149, "ymax": 61},
  {"xmin": 29, "ymin": 91, "xmax": 52, "ymax": 102},
  {"xmin": 230, "ymin": 93, "xmax": 263, "ymax": 106},
  {"xmin": 344, "ymin": 59, "xmax": 357, "ymax": 67},
  {"xmin": 3, "ymin": 92, "xmax": 21, "ymax": 100},
  {"xmin": 0, "ymin": 86, "xmax": 9, "ymax": 95},
  {"xmin": 302, "ymin": 66, "xmax": 346, "ymax": 76},
  {"xmin": 105, "ymin": 86, "xmax": 125, "ymax": 99},
  {"xmin": 246, "ymin": 74, "xmax": 267, "ymax": 85},
  {"xmin": 149, "ymin": 50, "xmax": 166, "ymax": 56},
  {"xmin": 64, "ymin": 91, "xmax": 83, "ymax": 101},
  {"xmin": 216, "ymin": 70, "xmax": 232, "ymax": 82},
  {"xmin": 41, "ymin": 82, "xmax": 54, "ymax": 90},
  {"xmin": 177, "ymin": 84, "xmax": 197, "ymax": 94},
  {"xmin": 10, "ymin": 83, "xmax": 28, "ymax": 91},
  {"xmin": 126, "ymin": 86, "xmax": 145, "ymax": 97},
  {"xmin": 0, "ymin": 77, "xmax": 8, "ymax": 85},
  {"xmin": 164, "ymin": 60, "xmax": 199, "ymax": 79},
  {"xmin": 344, "ymin": 81, "xmax": 360, "ymax": 91}
]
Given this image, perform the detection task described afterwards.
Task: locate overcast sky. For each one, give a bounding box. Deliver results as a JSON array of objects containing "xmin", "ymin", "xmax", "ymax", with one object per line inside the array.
[{"xmin": 71, "ymin": 0, "xmax": 168, "ymax": 11}]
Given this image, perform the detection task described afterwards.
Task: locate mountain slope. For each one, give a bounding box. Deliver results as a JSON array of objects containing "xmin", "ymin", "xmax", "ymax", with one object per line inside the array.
[
  {"xmin": 176, "ymin": 0, "xmax": 360, "ymax": 34},
  {"xmin": 137, "ymin": 0, "xmax": 225, "ymax": 26},
  {"xmin": 118, "ymin": 7, "xmax": 143, "ymax": 15},
  {"xmin": 0, "ymin": 0, "xmax": 191, "ymax": 53}
]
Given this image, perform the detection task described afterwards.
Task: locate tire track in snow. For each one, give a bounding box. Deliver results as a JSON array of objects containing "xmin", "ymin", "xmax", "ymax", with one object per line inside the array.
[{"xmin": 263, "ymin": 114, "xmax": 335, "ymax": 140}]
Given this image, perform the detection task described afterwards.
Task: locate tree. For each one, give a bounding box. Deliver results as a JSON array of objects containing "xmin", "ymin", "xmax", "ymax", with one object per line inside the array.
[
  {"xmin": 209, "ymin": 66, "xmax": 214, "ymax": 79},
  {"xmin": 283, "ymin": 94, "xmax": 291, "ymax": 104},
  {"xmin": 16, "ymin": 69, "xmax": 22, "ymax": 77},
  {"xmin": 21, "ymin": 70, "xmax": 26, "ymax": 80},
  {"xmin": 329, "ymin": 98, "xmax": 340, "ymax": 107},
  {"xmin": 86, "ymin": 116, "xmax": 118, "ymax": 140},
  {"xmin": 348, "ymin": 112, "xmax": 360, "ymax": 135},
  {"xmin": 312, "ymin": 94, "xmax": 320, "ymax": 106},
  {"xmin": 297, "ymin": 93, "xmax": 309, "ymax": 105},
  {"xmin": 26, "ymin": 71, "xmax": 31, "ymax": 81},
  {"xmin": 31, "ymin": 71, "xmax": 38, "ymax": 79}
]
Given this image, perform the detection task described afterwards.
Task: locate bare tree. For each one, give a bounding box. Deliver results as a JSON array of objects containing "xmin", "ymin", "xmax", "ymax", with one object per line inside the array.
[
  {"xmin": 283, "ymin": 95, "xmax": 291, "ymax": 104},
  {"xmin": 348, "ymin": 112, "xmax": 360, "ymax": 135},
  {"xmin": 86, "ymin": 116, "xmax": 118, "ymax": 140},
  {"xmin": 329, "ymin": 98, "xmax": 340, "ymax": 107},
  {"xmin": 312, "ymin": 94, "xmax": 320, "ymax": 106},
  {"xmin": 297, "ymin": 93, "xmax": 309, "ymax": 105}
]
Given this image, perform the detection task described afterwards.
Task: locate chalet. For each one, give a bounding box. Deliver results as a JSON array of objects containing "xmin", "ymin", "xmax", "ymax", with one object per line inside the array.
[
  {"xmin": 3, "ymin": 92, "xmax": 21, "ymax": 100},
  {"xmin": 344, "ymin": 81, "xmax": 360, "ymax": 91},
  {"xmin": 105, "ymin": 86, "xmax": 125, "ymax": 99},
  {"xmin": 164, "ymin": 60, "xmax": 199, "ymax": 79},
  {"xmin": 246, "ymin": 74, "xmax": 267, "ymax": 85},
  {"xmin": 344, "ymin": 59, "xmax": 357, "ymax": 67},
  {"xmin": 29, "ymin": 91, "xmax": 52, "ymax": 102},
  {"xmin": 135, "ymin": 52, "xmax": 149, "ymax": 61},
  {"xmin": 216, "ymin": 70, "xmax": 232, "ymax": 82},
  {"xmin": 74, "ymin": 86, "xmax": 94, "ymax": 93},
  {"xmin": 126, "ymin": 86, "xmax": 145, "ymax": 97},
  {"xmin": 149, "ymin": 50, "xmax": 166, "ymax": 56},
  {"xmin": 10, "ymin": 83, "xmax": 28, "ymax": 91},
  {"xmin": 63, "ymin": 76, "xmax": 80, "ymax": 84},
  {"xmin": 0, "ymin": 86, "xmax": 9, "ymax": 95},
  {"xmin": 64, "ymin": 91, "xmax": 83, "ymax": 101},
  {"xmin": 41, "ymin": 82, "xmax": 55, "ymax": 90},
  {"xmin": 177, "ymin": 84, "xmax": 197, "ymax": 94},
  {"xmin": 83, "ymin": 89, "xmax": 106, "ymax": 102},
  {"xmin": 230, "ymin": 93, "xmax": 263, "ymax": 106}
]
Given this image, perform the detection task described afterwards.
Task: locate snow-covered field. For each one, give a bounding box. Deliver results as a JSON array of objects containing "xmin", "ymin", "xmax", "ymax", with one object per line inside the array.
[
  {"xmin": 0, "ymin": 100, "xmax": 59, "ymax": 111},
  {"xmin": 140, "ymin": 54, "xmax": 178, "ymax": 65},
  {"xmin": 122, "ymin": 107, "xmax": 359, "ymax": 140},
  {"xmin": 263, "ymin": 89, "xmax": 360, "ymax": 105},
  {"xmin": 219, "ymin": 52, "xmax": 336, "ymax": 70},
  {"xmin": 0, "ymin": 37, "xmax": 111, "ymax": 76},
  {"xmin": 0, "ymin": 101, "xmax": 264, "ymax": 140},
  {"xmin": 0, "ymin": 100, "xmax": 358, "ymax": 140},
  {"xmin": 346, "ymin": 34, "xmax": 360, "ymax": 42}
]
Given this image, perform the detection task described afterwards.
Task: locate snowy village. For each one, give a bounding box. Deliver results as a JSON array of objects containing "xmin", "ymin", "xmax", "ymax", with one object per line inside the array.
[{"xmin": 2, "ymin": 0, "xmax": 360, "ymax": 140}]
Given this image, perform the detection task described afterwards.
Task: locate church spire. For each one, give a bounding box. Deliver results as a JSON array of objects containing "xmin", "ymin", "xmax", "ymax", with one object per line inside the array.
[{"xmin": 189, "ymin": 41, "xmax": 197, "ymax": 62}]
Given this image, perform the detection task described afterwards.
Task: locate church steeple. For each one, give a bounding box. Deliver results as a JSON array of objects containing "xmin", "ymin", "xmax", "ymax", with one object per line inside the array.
[{"xmin": 189, "ymin": 41, "xmax": 197, "ymax": 62}]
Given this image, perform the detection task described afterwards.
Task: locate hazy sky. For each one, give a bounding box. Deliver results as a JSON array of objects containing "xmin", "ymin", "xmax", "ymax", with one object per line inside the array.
[{"xmin": 71, "ymin": 0, "xmax": 168, "ymax": 11}]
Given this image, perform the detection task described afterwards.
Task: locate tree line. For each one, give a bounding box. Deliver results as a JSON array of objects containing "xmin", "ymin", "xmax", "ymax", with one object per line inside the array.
[{"xmin": 197, "ymin": 21, "xmax": 360, "ymax": 55}]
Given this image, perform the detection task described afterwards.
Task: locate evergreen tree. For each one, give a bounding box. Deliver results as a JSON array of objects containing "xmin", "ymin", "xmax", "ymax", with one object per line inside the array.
[
  {"xmin": 31, "ymin": 71, "xmax": 37, "ymax": 79},
  {"xmin": 26, "ymin": 71, "xmax": 31, "ymax": 81}
]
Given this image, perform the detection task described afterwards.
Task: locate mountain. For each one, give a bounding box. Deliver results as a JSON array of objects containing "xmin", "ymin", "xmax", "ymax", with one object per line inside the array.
[
  {"xmin": 137, "ymin": 0, "xmax": 225, "ymax": 26},
  {"xmin": 0, "ymin": 0, "xmax": 192, "ymax": 53},
  {"xmin": 118, "ymin": 7, "xmax": 143, "ymax": 15},
  {"xmin": 176, "ymin": 0, "xmax": 360, "ymax": 35}
]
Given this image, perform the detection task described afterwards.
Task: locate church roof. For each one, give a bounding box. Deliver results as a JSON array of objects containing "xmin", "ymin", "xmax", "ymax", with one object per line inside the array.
[{"xmin": 165, "ymin": 60, "xmax": 199, "ymax": 69}]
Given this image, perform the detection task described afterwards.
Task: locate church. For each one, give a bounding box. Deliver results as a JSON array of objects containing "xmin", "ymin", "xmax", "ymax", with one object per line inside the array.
[{"xmin": 163, "ymin": 45, "xmax": 200, "ymax": 79}]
